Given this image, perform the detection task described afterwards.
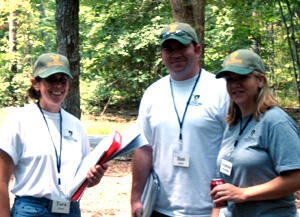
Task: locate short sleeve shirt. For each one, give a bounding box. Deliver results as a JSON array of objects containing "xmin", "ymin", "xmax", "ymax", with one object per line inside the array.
[{"xmin": 217, "ymin": 107, "xmax": 300, "ymax": 217}]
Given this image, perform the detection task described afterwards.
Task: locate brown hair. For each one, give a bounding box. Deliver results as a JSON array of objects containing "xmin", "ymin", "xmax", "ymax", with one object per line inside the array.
[
  {"xmin": 27, "ymin": 77, "xmax": 41, "ymax": 100},
  {"xmin": 226, "ymin": 71, "xmax": 278, "ymax": 127}
]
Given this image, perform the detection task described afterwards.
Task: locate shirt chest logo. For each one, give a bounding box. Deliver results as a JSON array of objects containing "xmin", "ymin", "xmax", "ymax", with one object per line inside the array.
[{"xmin": 190, "ymin": 94, "xmax": 202, "ymax": 106}]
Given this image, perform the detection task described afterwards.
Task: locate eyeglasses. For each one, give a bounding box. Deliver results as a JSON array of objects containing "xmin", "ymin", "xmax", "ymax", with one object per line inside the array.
[
  {"xmin": 44, "ymin": 75, "xmax": 69, "ymax": 85},
  {"xmin": 159, "ymin": 30, "xmax": 193, "ymax": 40}
]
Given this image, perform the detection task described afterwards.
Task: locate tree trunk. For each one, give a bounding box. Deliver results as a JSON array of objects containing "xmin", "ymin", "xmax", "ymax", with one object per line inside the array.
[
  {"xmin": 8, "ymin": 11, "xmax": 18, "ymax": 106},
  {"xmin": 277, "ymin": 0, "xmax": 300, "ymax": 105},
  {"xmin": 9, "ymin": 11, "xmax": 17, "ymax": 73},
  {"xmin": 267, "ymin": 23, "xmax": 276, "ymax": 88},
  {"xmin": 55, "ymin": 0, "xmax": 81, "ymax": 118},
  {"xmin": 285, "ymin": 0, "xmax": 300, "ymax": 105},
  {"xmin": 169, "ymin": 0, "xmax": 206, "ymax": 68},
  {"xmin": 38, "ymin": 3, "xmax": 49, "ymax": 51}
]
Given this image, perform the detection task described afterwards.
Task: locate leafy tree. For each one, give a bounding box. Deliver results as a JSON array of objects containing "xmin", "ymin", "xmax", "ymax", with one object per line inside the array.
[
  {"xmin": 0, "ymin": 0, "xmax": 45, "ymax": 107},
  {"xmin": 0, "ymin": 0, "xmax": 298, "ymax": 112},
  {"xmin": 277, "ymin": 0, "xmax": 300, "ymax": 104},
  {"xmin": 204, "ymin": 0, "xmax": 299, "ymax": 105},
  {"xmin": 79, "ymin": 0, "xmax": 172, "ymax": 114}
]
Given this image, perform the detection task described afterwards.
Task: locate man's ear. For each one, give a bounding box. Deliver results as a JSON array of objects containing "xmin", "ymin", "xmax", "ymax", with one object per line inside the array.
[
  {"xmin": 195, "ymin": 44, "xmax": 201, "ymax": 57},
  {"xmin": 31, "ymin": 78, "xmax": 40, "ymax": 91}
]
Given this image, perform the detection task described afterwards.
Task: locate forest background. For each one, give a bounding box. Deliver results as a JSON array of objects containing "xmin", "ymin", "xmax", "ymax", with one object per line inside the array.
[
  {"xmin": 0, "ymin": 0, "xmax": 299, "ymax": 120},
  {"xmin": 1, "ymin": 1, "xmax": 300, "ymax": 216}
]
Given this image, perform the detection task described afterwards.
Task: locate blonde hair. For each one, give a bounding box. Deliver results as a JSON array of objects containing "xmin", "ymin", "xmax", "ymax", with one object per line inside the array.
[{"xmin": 226, "ymin": 71, "xmax": 278, "ymax": 127}]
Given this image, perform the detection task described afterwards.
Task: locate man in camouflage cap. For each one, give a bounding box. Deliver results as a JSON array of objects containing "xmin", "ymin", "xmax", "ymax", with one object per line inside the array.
[{"xmin": 131, "ymin": 22, "xmax": 229, "ymax": 217}]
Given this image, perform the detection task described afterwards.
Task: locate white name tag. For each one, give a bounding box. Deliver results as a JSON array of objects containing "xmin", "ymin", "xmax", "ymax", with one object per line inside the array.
[
  {"xmin": 173, "ymin": 152, "xmax": 190, "ymax": 167},
  {"xmin": 51, "ymin": 200, "xmax": 71, "ymax": 214},
  {"xmin": 220, "ymin": 159, "xmax": 232, "ymax": 176}
]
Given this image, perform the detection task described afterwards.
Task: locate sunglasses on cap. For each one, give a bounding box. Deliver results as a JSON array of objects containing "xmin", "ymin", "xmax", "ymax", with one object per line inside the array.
[{"xmin": 159, "ymin": 30, "xmax": 193, "ymax": 40}]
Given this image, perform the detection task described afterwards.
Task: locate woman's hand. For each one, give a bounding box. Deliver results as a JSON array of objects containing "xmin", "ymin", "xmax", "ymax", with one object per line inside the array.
[
  {"xmin": 210, "ymin": 170, "xmax": 300, "ymax": 204},
  {"xmin": 87, "ymin": 163, "xmax": 108, "ymax": 187},
  {"xmin": 210, "ymin": 183, "xmax": 247, "ymax": 204}
]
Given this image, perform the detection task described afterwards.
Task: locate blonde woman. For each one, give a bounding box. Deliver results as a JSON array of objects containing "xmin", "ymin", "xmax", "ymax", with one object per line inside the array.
[{"xmin": 210, "ymin": 49, "xmax": 300, "ymax": 217}]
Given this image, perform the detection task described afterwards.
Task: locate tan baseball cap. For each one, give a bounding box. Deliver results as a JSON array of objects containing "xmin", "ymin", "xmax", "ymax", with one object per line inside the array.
[
  {"xmin": 216, "ymin": 49, "xmax": 265, "ymax": 78},
  {"xmin": 159, "ymin": 22, "xmax": 199, "ymax": 46},
  {"xmin": 33, "ymin": 53, "xmax": 73, "ymax": 78}
]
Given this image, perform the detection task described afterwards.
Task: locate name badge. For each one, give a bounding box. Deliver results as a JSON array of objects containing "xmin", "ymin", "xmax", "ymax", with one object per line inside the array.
[
  {"xmin": 220, "ymin": 159, "xmax": 232, "ymax": 176},
  {"xmin": 51, "ymin": 200, "xmax": 71, "ymax": 214},
  {"xmin": 173, "ymin": 152, "xmax": 190, "ymax": 167}
]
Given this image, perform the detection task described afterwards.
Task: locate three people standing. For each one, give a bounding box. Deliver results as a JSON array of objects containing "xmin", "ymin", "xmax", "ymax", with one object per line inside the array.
[{"xmin": 1, "ymin": 23, "xmax": 299, "ymax": 217}]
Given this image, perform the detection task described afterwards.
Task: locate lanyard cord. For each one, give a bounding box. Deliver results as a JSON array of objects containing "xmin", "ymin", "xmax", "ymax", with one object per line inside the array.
[
  {"xmin": 37, "ymin": 102, "xmax": 62, "ymax": 185},
  {"xmin": 233, "ymin": 115, "xmax": 253, "ymax": 147},
  {"xmin": 170, "ymin": 69, "xmax": 201, "ymax": 141}
]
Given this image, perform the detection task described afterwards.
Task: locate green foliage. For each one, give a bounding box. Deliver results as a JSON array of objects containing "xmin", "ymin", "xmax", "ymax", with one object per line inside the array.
[
  {"xmin": 0, "ymin": 0, "xmax": 57, "ymax": 107},
  {"xmin": 0, "ymin": 0, "xmax": 299, "ymax": 112},
  {"xmin": 276, "ymin": 83, "xmax": 299, "ymax": 107},
  {"xmin": 79, "ymin": 0, "xmax": 171, "ymax": 114},
  {"xmin": 205, "ymin": 0, "xmax": 299, "ymax": 105}
]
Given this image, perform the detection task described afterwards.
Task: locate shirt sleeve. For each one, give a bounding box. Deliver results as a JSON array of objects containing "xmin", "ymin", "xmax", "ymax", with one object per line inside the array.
[
  {"xmin": 264, "ymin": 119, "xmax": 300, "ymax": 174},
  {"xmin": 136, "ymin": 89, "xmax": 152, "ymax": 146},
  {"xmin": 0, "ymin": 110, "xmax": 23, "ymax": 165},
  {"xmin": 79, "ymin": 123, "xmax": 90, "ymax": 157}
]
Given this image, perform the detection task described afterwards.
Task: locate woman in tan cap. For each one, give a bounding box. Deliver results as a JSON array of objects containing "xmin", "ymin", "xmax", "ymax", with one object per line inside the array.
[
  {"xmin": 0, "ymin": 53, "xmax": 107, "ymax": 217},
  {"xmin": 210, "ymin": 49, "xmax": 300, "ymax": 217}
]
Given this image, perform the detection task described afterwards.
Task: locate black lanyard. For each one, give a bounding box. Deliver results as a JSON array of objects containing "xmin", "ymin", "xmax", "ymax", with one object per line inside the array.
[
  {"xmin": 170, "ymin": 69, "xmax": 201, "ymax": 141},
  {"xmin": 37, "ymin": 103, "xmax": 63, "ymax": 185},
  {"xmin": 233, "ymin": 115, "xmax": 253, "ymax": 147}
]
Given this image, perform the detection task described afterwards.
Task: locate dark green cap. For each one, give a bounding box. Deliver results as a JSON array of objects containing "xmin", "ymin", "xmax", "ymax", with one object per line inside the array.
[
  {"xmin": 216, "ymin": 49, "xmax": 265, "ymax": 78},
  {"xmin": 33, "ymin": 53, "xmax": 73, "ymax": 78},
  {"xmin": 159, "ymin": 22, "xmax": 199, "ymax": 46}
]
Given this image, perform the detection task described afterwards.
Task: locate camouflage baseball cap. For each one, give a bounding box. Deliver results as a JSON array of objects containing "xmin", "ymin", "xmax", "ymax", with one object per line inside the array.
[
  {"xmin": 159, "ymin": 22, "xmax": 199, "ymax": 46},
  {"xmin": 216, "ymin": 49, "xmax": 265, "ymax": 78},
  {"xmin": 33, "ymin": 53, "xmax": 73, "ymax": 78}
]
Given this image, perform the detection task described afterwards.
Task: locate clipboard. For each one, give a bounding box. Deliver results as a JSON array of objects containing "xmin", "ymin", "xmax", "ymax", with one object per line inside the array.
[
  {"xmin": 141, "ymin": 170, "xmax": 160, "ymax": 217},
  {"xmin": 69, "ymin": 123, "xmax": 146, "ymax": 201}
]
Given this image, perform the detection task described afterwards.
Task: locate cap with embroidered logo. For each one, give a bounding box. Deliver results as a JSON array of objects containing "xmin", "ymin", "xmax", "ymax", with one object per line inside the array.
[
  {"xmin": 159, "ymin": 22, "xmax": 199, "ymax": 46},
  {"xmin": 33, "ymin": 53, "xmax": 73, "ymax": 78},
  {"xmin": 216, "ymin": 49, "xmax": 265, "ymax": 78}
]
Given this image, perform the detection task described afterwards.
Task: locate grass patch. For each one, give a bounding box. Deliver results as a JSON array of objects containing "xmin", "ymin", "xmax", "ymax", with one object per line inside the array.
[
  {"xmin": 0, "ymin": 107, "xmax": 136, "ymax": 135},
  {"xmin": 0, "ymin": 107, "xmax": 14, "ymax": 127},
  {"xmin": 81, "ymin": 115, "xmax": 135, "ymax": 135}
]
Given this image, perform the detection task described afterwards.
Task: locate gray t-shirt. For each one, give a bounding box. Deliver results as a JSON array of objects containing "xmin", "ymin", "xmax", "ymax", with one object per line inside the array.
[{"xmin": 217, "ymin": 107, "xmax": 300, "ymax": 217}]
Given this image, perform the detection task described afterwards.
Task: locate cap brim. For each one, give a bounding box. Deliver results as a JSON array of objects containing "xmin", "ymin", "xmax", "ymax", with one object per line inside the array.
[
  {"xmin": 38, "ymin": 69, "xmax": 73, "ymax": 79},
  {"xmin": 215, "ymin": 66, "xmax": 253, "ymax": 78},
  {"xmin": 160, "ymin": 35, "xmax": 192, "ymax": 46}
]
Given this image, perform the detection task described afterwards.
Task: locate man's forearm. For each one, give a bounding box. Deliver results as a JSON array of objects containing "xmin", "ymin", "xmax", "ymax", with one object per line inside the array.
[{"xmin": 131, "ymin": 146, "xmax": 153, "ymax": 202}]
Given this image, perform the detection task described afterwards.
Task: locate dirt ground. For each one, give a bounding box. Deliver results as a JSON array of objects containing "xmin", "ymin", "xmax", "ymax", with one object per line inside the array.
[{"xmin": 80, "ymin": 160, "xmax": 132, "ymax": 217}]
